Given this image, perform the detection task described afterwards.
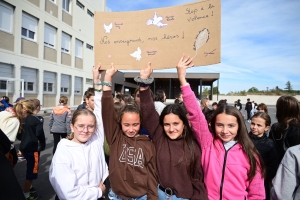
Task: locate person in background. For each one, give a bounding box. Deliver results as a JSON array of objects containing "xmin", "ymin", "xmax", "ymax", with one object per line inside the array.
[
  {"xmin": 211, "ymin": 102, "xmax": 218, "ymax": 110},
  {"xmin": 249, "ymin": 112, "xmax": 278, "ymax": 200},
  {"xmin": 257, "ymin": 103, "xmax": 268, "ymax": 114},
  {"xmin": 0, "ymin": 96, "xmax": 13, "ymax": 112},
  {"xmin": 84, "ymin": 88, "xmax": 95, "ymax": 111},
  {"xmin": 49, "ymin": 96, "xmax": 72, "ymax": 154},
  {"xmin": 76, "ymin": 88, "xmax": 93, "ymax": 111},
  {"xmin": 174, "ymin": 92, "xmax": 183, "ymax": 104},
  {"xmin": 18, "ymin": 99, "xmax": 46, "ymax": 200},
  {"xmin": 271, "ymin": 144, "xmax": 300, "ymax": 200},
  {"xmin": 245, "ymin": 98, "xmax": 253, "ymax": 123},
  {"xmin": 235, "ymin": 99, "xmax": 242, "ymax": 111},
  {"xmin": 153, "ymin": 89, "xmax": 166, "ymax": 115},
  {"xmin": 200, "ymin": 97, "xmax": 210, "ymax": 112},
  {"xmin": 269, "ymin": 95, "xmax": 300, "ymax": 163}
]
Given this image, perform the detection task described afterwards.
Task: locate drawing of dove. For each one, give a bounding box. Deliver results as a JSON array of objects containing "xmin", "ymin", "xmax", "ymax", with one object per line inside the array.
[
  {"xmin": 146, "ymin": 12, "xmax": 167, "ymax": 28},
  {"xmin": 104, "ymin": 23, "xmax": 113, "ymax": 33},
  {"xmin": 130, "ymin": 47, "xmax": 142, "ymax": 61}
]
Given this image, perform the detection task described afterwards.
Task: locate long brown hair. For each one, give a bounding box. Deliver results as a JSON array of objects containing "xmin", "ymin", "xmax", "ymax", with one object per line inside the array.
[
  {"xmin": 209, "ymin": 105, "xmax": 265, "ymax": 180},
  {"xmin": 275, "ymin": 96, "xmax": 300, "ymax": 128},
  {"xmin": 160, "ymin": 104, "xmax": 200, "ymax": 179},
  {"xmin": 10, "ymin": 100, "xmax": 35, "ymax": 133}
]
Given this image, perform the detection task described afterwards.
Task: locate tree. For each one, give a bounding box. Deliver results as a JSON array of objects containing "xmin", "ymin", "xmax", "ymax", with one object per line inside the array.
[
  {"xmin": 213, "ymin": 86, "xmax": 219, "ymax": 94},
  {"xmin": 285, "ymin": 81, "xmax": 292, "ymax": 91},
  {"xmin": 247, "ymin": 87, "xmax": 259, "ymax": 93},
  {"xmin": 202, "ymin": 86, "xmax": 210, "ymax": 95}
]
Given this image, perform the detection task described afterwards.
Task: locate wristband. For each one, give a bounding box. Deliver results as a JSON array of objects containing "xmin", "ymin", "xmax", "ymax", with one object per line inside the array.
[
  {"xmin": 93, "ymin": 82, "xmax": 102, "ymax": 86},
  {"xmin": 139, "ymin": 83, "xmax": 149, "ymax": 87},
  {"xmin": 94, "ymin": 89, "xmax": 102, "ymax": 92},
  {"xmin": 102, "ymin": 81, "xmax": 112, "ymax": 87},
  {"xmin": 134, "ymin": 76, "xmax": 154, "ymax": 84}
]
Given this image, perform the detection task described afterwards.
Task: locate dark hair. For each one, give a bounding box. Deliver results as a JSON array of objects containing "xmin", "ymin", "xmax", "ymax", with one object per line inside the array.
[
  {"xmin": 204, "ymin": 109, "xmax": 214, "ymax": 122},
  {"xmin": 59, "ymin": 96, "xmax": 68, "ymax": 104},
  {"xmin": 160, "ymin": 104, "xmax": 199, "ymax": 178},
  {"xmin": 154, "ymin": 89, "xmax": 165, "ymax": 102},
  {"xmin": 114, "ymin": 102, "xmax": 123, "ymax": 116},
  {"xmin": 1, "ymin": 96, "xmax": 9, "ymax": 103},
  {"xmin": 85, "ymin": 88, "xmax": 95, "ymax": 99},
  {"xmin": 68, "ymin": 109, "xmax": 96, "ymax": 140},
  {"xmin": 275, "ymin": 96, "xmax": 300, "ymax": 128},
  {"xmin": 122, "ymin": 94, "xmax": 134, "ymax": 105},
  {"xmin": 252, "ymin": 112, "xmax": 271, "ymax": 127},
  {"xmin": 217, "ymin": 99, "xmax": 226, "ymax": 107},
  {"xmin": 209, "ymin": 105, "xmax": 265, "ymax": 180},
  {"xmin": 256, "ymin": 103, "xmax": 268, "ymax": 114},
  {"xmin": 118, "ymin": 102, "xmax": 142, "ymax": 125},
  {"xmin": 212, "ymin": 102, "xmax": 218, "ymax": 106}
]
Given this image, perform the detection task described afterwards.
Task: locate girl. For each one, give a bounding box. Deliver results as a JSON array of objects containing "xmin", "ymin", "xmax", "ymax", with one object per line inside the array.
[
  {"xmin": 102, "ymin": 64, "xmax": 158, "ymax": 199},
  {"xmin": 249, "ymin": 112, "xmax": 278, "ymax": 200},
  {"xmin": 139, "ymin": 57, "xmax": 208, "ymax": 199},
  {"xmin": 269, "ymin": 96, "xmax": 300, "ymax": 162},
  {"xmin": 153, "ymin": 89, "xmax": 166, "ymax": 115},
  {"xmin": 49, "ymin": 64, "xmax": 108, "ymax": 199},
  {"xmin": 0, "ymin": 99, "xmax": 34, "ymax": 167},
  {"xmin": 200, "ymin": 97, "xmax": 210, "ymax": 111},
  {"xmin": 49, "ymin": 96, "xmax": 72, "ymax": 154},
  {"xmin": 176, "ymin": 55, "xmax": 265, "ymax": 199}
]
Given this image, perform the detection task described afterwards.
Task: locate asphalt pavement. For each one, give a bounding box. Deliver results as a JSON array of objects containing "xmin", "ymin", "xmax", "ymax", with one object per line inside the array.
[{"xmin": 12, "ymin": 105, "xmax": 277, "ymax": 199}]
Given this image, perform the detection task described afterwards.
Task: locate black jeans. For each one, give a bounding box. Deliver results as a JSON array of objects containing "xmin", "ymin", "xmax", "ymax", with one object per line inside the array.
[
  {"xmin": 52, "ymin": 133, "xmax": 67, "ymax": 155},
  {"xmin": 246, "ymin": 110, "xmax": 251, "ymax": 120}
]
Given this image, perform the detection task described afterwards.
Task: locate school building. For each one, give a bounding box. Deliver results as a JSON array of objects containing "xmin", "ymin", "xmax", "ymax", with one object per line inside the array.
[{"xmin": 0, "ymin": 0, "xmax": 106, "ymax": 108}]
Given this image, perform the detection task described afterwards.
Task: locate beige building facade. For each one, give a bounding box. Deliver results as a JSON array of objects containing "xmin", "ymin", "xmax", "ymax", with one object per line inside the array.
[{"xmin": 0, "ymin": 0, "xmax": 106, "ymax": 108}]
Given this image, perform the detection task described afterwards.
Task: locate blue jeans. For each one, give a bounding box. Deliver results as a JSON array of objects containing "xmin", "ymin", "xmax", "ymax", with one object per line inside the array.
[
  {"xmin": 158, "ymin": 185, "xmax": 188, "ymax": 200},
  {"xmin": 108, "ymin": 189, "xmax": 147, "ymax": 200}
]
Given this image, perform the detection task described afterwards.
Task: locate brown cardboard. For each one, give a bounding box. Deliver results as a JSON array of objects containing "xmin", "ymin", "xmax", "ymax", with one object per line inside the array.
[{"xmin": 94, "ymin": 0, "xmax": 221, "ymax": 69}]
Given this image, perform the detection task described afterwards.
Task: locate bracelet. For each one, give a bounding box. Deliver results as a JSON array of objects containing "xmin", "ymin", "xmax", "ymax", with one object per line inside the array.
[
  {"xmin": 138, "ymin": 83, "xmax": 149, "ymax": 87},
  {"xmin": 102, "ymin": 81, "xmax": 112, "ymax": 87},
  {"xmin": 94, "ymin": 89, "xmax": 102, "ymax": 92},
  {"xmin": 134, "ymin": 76, "xmax": 154, "ymax": 84},
  {"xmin": 93, "ymin": 82, "xmax": 102, "ymax": 86}
]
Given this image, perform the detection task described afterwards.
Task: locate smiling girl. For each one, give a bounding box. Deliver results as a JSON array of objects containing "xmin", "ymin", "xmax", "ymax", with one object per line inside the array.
[
  {"xmin": 49, "ymin": 64, "xmax": 108, "ymax": 200},
  {"xmin": 249, "ymin": 112, "xmax": 279, "ymax": 200},
  {"xmin": 101, "ymin": 64, "xmax": 157, "ymax": 199},
  {"xmin": 176, "ymin": 56, "xmax": 265, "ymax": 199}
]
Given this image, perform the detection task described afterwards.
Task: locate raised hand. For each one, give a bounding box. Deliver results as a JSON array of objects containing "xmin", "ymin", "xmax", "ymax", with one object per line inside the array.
[
  {"xmin": 93, "ymin": 63, "xmax": 104, "ymax": 82},
  {"xmin": 140, "ymin": 62, "xmax": 153, "ymax": 79},
  {"xmin": 104, "ymin": 63, "xmax": 117, "ymax": 81},
  {"xmin": 176, "ymin": 55, "xmax": 194, "ymax": 86}
]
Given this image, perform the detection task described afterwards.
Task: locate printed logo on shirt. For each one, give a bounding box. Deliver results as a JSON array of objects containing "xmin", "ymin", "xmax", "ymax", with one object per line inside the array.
[{"xmin": 119, "ymin": 144, "xmax": 144, "ymax": 168}]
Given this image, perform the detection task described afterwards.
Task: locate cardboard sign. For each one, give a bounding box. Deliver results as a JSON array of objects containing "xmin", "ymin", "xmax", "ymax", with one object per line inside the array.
[{"xmin": 94, "ymin": 0, "xmax": 220, "ymax": 69}]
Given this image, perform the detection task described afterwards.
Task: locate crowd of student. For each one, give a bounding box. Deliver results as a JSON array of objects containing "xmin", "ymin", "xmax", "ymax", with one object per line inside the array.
[{"xmin": 0, "ymin": 55, "xmax": 300, "ymax": 200}]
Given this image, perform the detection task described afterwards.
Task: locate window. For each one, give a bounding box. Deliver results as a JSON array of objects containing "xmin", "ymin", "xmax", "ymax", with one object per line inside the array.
[
  {"xmin": 74, "ymin": 77, "xmax": 82, "ymax": 94},
  {"xmin": 86, "ymin": 78, "xmax": 92, "ymax": 84},
  {"xmin": 22, "ymin": 12, "xmax": 38, "ymax": 41},
  {"xmin": 49, "ymin": 0, "xmax": 55, "ymax": 3},
  {"xmin": 61, "ymin": 32, "xmax": 71, "ymax": 53},
  {"xmin": 44, "ymin": 71, "xmax": 55, "ymax": 93},
  {"xmin": 62, "ymin": 0, "xmax": 70, "ymax": 12},
  {"xmin": 61, "ymin": 74, "xmax": 70, "ymax": 94},
  {"xmin": 87, "ymin": 9, "xmax": 94, "ymax": 17},
  {"xmin": 43, "ymin": 82, "xmax": 53, "ymax": 92},
  {"xmin": 76, "ymin": 1, "xmax": 84, "ymax": 9},
  {"xmin": 86, "ymin": 43, "xmax": 93, "ymax": 50},
  {"xmin": 75, "ymin": 39, "xmax": 83, "ymax": 58},
  {"xmin": 0, "ymin": 80, "xmax": 6, "ymax": 90},
  {"xmin": 44, "ymin": 24, "xmax": 56, "ymax": 48},
  {"xmin": 0, "ymin": 1, "xmax": 13, "ymax": 33},
  {"xmin": 21, "ymin": 67, "xmax": 37, "ymax": 93}
]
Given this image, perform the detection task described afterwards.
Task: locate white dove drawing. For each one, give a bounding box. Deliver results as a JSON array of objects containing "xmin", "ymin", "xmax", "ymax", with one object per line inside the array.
[
  {"xmin": 104, "ymin": 23, "xmax": 113, "ymax": 33},
  {"xmin": 146, "ymin": 12, "xmax": 167, "ymax": 28},
  {"xmin": 130, "ymin": 47, "xmax": 142, "ymax": 61}
]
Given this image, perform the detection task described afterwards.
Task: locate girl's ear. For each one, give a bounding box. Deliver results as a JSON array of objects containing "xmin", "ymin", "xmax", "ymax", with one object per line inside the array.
[
  {"xmin": 70, "ymin": 124, "xmax": 74, "ymax": 133},
  {"xmin": 264, "ymin": 125, "xmax": 270, "ymax": 132}
]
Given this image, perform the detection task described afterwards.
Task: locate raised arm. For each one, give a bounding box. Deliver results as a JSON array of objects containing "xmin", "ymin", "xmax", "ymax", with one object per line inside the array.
[
  {"xmin": 93, "ymin": 63, "xmax": 104, "ymax": 144},
  {"xmin": 177, "ymin": 55, "xmax": 213, "ymax": 149},
  {"xmin": 101, "ymin": 63, "xmax": 120, "ymax": 145},
  {"xmin": 139, "ymin": 62, "xmax": 164, "ymax": 141}
]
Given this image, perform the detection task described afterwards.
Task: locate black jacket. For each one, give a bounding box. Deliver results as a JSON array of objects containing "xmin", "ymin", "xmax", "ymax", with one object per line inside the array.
[
  {"xmin": 249, "ymin": 132, "xmax": 279, "ymax": 181},
  {"xmin": 18, "ymin": 115, "xmax": 46, "ymax": 152},
  {"xmin": 245, "ymin": 101, "xmax": 252, "ymax": 111},
  {"xmin": 268, "ymin": 123, "xmax": 300, "ymax": 162}
]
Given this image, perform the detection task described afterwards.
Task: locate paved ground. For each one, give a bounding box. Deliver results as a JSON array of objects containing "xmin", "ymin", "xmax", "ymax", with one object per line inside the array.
[{"xmin": 13, "ymin": 105, "xmax": 277, "ymax": 199}]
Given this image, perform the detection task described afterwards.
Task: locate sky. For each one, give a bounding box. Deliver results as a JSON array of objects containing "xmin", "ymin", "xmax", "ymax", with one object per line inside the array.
[{"xmin": 106, "ymin": 0, "xmax": 300, "ymax": 94}]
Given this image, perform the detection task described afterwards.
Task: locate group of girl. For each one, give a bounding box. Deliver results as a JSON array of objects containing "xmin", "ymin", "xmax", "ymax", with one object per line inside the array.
[{"xmin": 49, "ymin": 55, "xmax": 300, "ymax": 200}]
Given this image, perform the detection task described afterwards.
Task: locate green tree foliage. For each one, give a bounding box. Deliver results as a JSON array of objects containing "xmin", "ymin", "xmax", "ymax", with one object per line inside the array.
[
  {"xmin": 285, "ymin": 81, "xmax": 292, "ymax": 91},
  {"xmin": 213, "ymin": 86, "xmax": 219, "ymax": 94},
  {"xmin": 247, "ymin": 87, "xmax": 259, "ymax": 93}
]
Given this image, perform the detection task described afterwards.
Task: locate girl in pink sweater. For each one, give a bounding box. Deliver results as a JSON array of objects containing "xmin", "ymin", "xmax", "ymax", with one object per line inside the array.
[{"xmin": 177, "ymin": 55, "xmax": 265, "ymax": 200}]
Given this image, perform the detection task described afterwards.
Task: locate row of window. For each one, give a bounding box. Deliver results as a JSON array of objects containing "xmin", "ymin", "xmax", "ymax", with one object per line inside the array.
[
  {"xmin": 76, "ymin": 0, "xmax": 94, "ymax": 17},
  {"xmin": 0, "ymin": 2, "xmax": 94, "ymax": 57},
  {"xmin": 0, "ymin": 64, "xmax": 83, "ymax": 95}
]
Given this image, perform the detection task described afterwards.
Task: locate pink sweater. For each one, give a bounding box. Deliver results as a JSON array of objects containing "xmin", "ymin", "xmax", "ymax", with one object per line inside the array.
[{"xmin": 181, "ymin": 84, "xmax": 265, "ymax": 200}]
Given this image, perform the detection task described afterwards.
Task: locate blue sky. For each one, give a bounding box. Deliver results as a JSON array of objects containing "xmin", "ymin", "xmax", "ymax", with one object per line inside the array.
[{"xmin": 106, "ymin": 0, "xmax": 300, "ymax": 94}]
